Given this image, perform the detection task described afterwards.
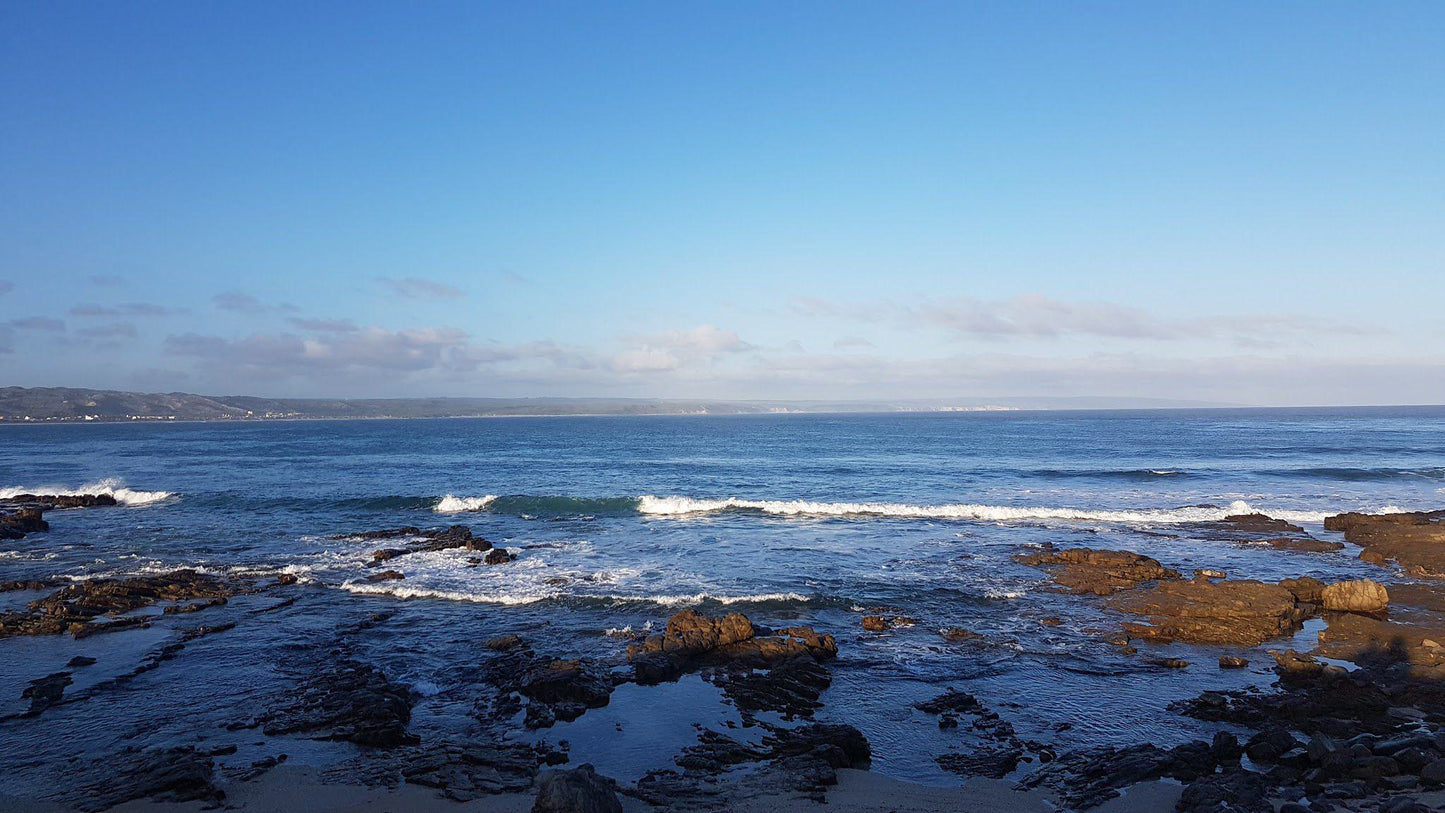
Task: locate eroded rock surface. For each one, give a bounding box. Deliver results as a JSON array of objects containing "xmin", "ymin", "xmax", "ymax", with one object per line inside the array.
[
  {"xmin": 0, "ymin": 570, "xmax": 233, "ymax": 639},
  {"xmin": 1108, "ymin": 578, "xmax": 1307, "ymax": 646},
  {"xmin": 1014, "ymin": 546, "xmax": 1180, "ymax": 595},
  {"xmin": 1326, "ymin": 511, "xmax": 1445, "ymax": 577}
]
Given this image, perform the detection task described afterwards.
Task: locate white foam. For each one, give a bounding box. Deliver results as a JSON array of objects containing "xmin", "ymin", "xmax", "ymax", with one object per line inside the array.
[
  {"xmin": 0, "ymin": 477, "xmax": 174, "ymax": 506},
  {"xmin": 636, "ymin": 495, "xmax": 1331, "ymax": 524},
  {"xmin": 434, "ymin": 494, "xmax": 497, "ymax": 513}
]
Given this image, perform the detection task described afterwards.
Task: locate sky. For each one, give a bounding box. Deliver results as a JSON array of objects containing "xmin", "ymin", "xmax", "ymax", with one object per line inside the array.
[{"xmin": 1, "ymin": 2, "xmax": 1442, "ymax": 405}]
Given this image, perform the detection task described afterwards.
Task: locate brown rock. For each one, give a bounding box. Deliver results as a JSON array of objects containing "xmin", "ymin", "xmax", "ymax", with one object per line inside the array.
[
  {"xmin": 364, "ymin": 570, "xmax": 405, "ymax": 583},
  {"xmin": 1263, "ymin": 536, "xmax": 1345, "ymax": 553},
  {"xmin": 939, "ymin": 627, "xmax": 983, "ymax": 642},
  {"xmin": 1324, "ymin": 510, "xmax": 1445, "ymax": 577},
  {"xmin": 1219, "ymin": 656, "xmax": 1249, "ymax": 669},
  {"xmin": 861, "ymin": 614, "xmax": 915, "ymax": 631},
  {"xmin": 1280, "ymin": 577, "xmax": 1326, "ymax": 604},
  {"xmin": 1220, "ymin": 513, "xmax": 1305, "ymax": 534},
  {"xmin": 1108, "ymin": 579, "xmax": 1306, "ymax": 646},
  {"xmin": 1014, "ymin": 547, "xmax": 1180, "ymax": 595},
  {"xmin": 1321, "ymin": 579, "xmax": 1389, "ymax": 615},
  {"xmin": 662, "ymin": 609, "xmax": 756, "ymax": 656}
]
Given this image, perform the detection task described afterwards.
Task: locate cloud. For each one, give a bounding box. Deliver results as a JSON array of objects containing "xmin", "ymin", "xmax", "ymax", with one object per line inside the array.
[
  {"xmin": 0, "ymin": 280, "xmax": 14, "ymax": 295},
  {"xmin": 76, "ymin": 322, "xmax": 138, "ymax": 340},
  {"xmin": 89, "ymin": 275, "xmax": 126, "ymax": 287},
  {"xmin": 833, "ymin": 336, "xmax": 875, "ymax": 350},
  {"xmin": 8, "ymin": 317, "xmax": 65, "ymax": 331},
  {"xmin": 791, "ymin": 293, "xmax": 1374, "ymax": 345},
  {"xmin": 213, "ymin": 291, "xmax": 268, "ymax": 313},
  {"xmin": 165, "ymin": 325, "xmax": 474, "ymax": 378},
  {"xmin": 613, "ymin": 325, "xmax": 754, "ymax": 373},
  {"xmin": 379, "ymin": 277, "xmax": 466, "ymax": 300},
  {"xmin": 70, "ymin": 303, "xmax": 188, "ymax": 317},
  {"xmin": 287, "ymin": 317, "xmax": 359, "ymax": 333}
]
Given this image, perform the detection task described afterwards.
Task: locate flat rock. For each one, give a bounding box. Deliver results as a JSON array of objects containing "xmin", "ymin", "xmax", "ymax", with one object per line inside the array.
[
  {"xmin": 1109, "ymin": 579, "xmax": 1307, "ymax": 646},
  {"xmin": 1014, "ymin": 546, "xmax": 1180, "ymax": 595}
]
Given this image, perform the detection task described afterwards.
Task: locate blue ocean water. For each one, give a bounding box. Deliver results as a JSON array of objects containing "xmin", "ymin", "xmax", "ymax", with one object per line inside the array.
[{"xmin": 1, "ymin": 407, "xmax": 1443, "ymax": 789}]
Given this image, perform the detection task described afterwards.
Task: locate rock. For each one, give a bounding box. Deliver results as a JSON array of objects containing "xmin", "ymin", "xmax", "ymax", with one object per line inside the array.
[
  {"xmin": 67, "ymin": 655, "xmax": 97, "ymax": 667},
  {"xmin": 341, "ymin": 525, "xmax": 493, "ymax": 564},
  {"xmin": 1420, "ymin": 758, "xmax": 1445, "ymax": 784},
  {"xmin": 532, "ymin": 764, "xmax": 622, "ymax": 813},
  {"xmin": 660, "ymin": 609, "xmax": 756, "ymax": 655},
  {"xmin": 0, "ymin": 506, "xmax": 49, "ymax": 539},
  {"xmin": 1324, "ymin": 511, "xmax": 1445, "ymax": 578},
  {"xmin": 1392, "ymin": 746, "xmax": 1436, "ymax": 774},
  {"xmin": 718, "ymin": 655, "xmax": 831, "ymax": 718},
  {"xmin": 1146, "ymin": 658, "xmax": 1189, "ymax": 669},
  {"xmin": 1321, "ymin": 579, "xmax": 1389, "ymax": 614},
  {"xmin": 1108, "ymin": 579, "xmax": 1307, "ymax": 646},
  {"xmin": 1221, "ymin": 513, "xmax": 1305, "ymax": 534},
  {"xmin": 1246, "ymin": 727, "xmax": 1301, "ymax": 763},
  {"xmin": 1265, "ymin": 536, "xmax": 1345, "ymax": 553},
  {"xmin": 274, "ymin": 573, "xmax": 299, "ymax": 586},
  {"xmin": 936, "ymin": 746, "xmax": 1023, "ymax": 778},
  {"xmin": 1040, "ymin": 616, "xmax": 1064, "ymax": 626},
  {"xmin": 1194, "ymin": 568, "xmax": 1226, "ymax": 579},
  {"xmin": 364, "ymin": 570, "xmax": 405, "ymax": 582},
  {"xmin": 1, "ymin": 493, "xmax": 118, "ymax": 509},
  {"xmin": 1280, "ymin": 577, "xmax": 1327, "ymax": 604},
  {"xmin": 65, "ymin": 746, "xmax": 222, "ymax": 811},
  {"xmin": 1219, "ymin": 656, "xmax": 1249, "ymax": 669},
  {"xmin": 484, "ymin": 548, "xmax": 516, "ymax": 565},
  {"xmin": 861, "ymin": 614, "xmax": 915, "ymax": 631},
  {"xmin": 1013, "ymin": 547, "xmax": 1179, "ymax": 595},
  {"xmin": 0, "ymin": 570, "xmax": 233, "ymax": 639},
  {"xmin": 486, "ymin": 633, "xmax": 523, "ymax": 651},
  {"xmin": 939, "ymin": 626, "xmax": 983, "ymax": 642},
  {"xmin": 261, "ymin": 658, "xmax": 416, "ymax": 747},
  {"xmin": 1176, "ymin": 769, "xmax": 1271, "ymax": 813},
  {"xmin": 21, "ymin": 671, "xmax": 73, "ymax": 714},
  {"xmin": 915, "ymin": 689, "xmax": 981, "ymax": 714}
]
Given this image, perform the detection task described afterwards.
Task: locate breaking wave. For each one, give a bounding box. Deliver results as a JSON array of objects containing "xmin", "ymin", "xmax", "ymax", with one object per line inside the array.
[
  {"xmin": 0, "ymin": 478, "xmax": 174, "ymax": 506},
  {"xmin": 635, "ymin": 496, "xmax": 1331, "ymax": 524},
  {"xmin": 435, "ymin": 494, "xmax": 498, "ymax": 513}
]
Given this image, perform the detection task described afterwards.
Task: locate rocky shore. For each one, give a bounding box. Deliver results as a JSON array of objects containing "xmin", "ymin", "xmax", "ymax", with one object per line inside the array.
[{"xmin": 5, "ymin": 502, "xmax": 1445, "ymax": 812}]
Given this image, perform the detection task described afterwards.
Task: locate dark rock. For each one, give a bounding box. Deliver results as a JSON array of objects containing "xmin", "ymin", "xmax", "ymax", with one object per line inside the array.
[
  {"xmin": 21, "ymin": 670, "xmax": 73, "ymax": 714},
  {"xmin": 274, "ymin": 573, "xmax": 299, "ymax": 586},
  {"xmin": 486, "ymin": 633, "xmax": 523, "ymax": 651},
  {"xmin": 364, "ymin": 570, "xmax": 405, "ymax": 583},
  {"xmin": 261, "ymin": 658, "xmax": 416, "ymax": 747},
  {"xmin": 936, "ymin": 746, "xmax": 1023, "ymax": 778},
  {"xmin": 1265, "ymin": 536, "xmax": 1346, "ymax": 553},
  {"xmin": 0, "ymin": 506, "xmax": 48, "ymax": 539},
  {"xmin": 939, "ymin": 626, "xmax": 983, "ymax": 642},
  {"xmin": 861, "ymin": 614, "xmax": 915, "ymax": 631},
  {"xmin": 1219, "ymin": 656, "xmax": 1250, "ymax": 669},
  {"xmin": 1420, "ymin": 758, "xmax": 1445, "ymax": 784},
  {"xmin": 915, "ymin": 689, "xmax": 981, "ymax": 714},
  {"xmin": 1222, "ymin": 513, "xmax": 1305, "ymax": 534},
  {"xmin": 1247, "ymin": 727, "xmax": 1302, "ymax": 763},
  {"xmin": 531, "ymin": 763, "xmax": 622, "ymax": 813},
  {"xmin": 1176, "ymin": 769, "xmax": 1272, "ymax": 813},
  {"xmin": 1147, "ymin": 658, "xmax": 1190, "ymax": 669},
  {"xmin": 1281, "ymin": 577, "xmax": 1327, "ymax": 604},
  {"xmin": 66, "ymin": 746, "xmax": 221, "ymax": 811},
  {"xmin": 67, "ymin": 655, "xmax": 97, "ymax": 667},
  {"xmin": 1324, "ymin": 511, "xmax": 1445, "ymax": 578},
  {"xmin": 0, "ymin": 570, "xmax": 233, "ymax": 639},
  {"xmin": 1, "ymin": 493, "xmax": 118, "ymax": 509},
  {"xmin": 484, "ymin": 548, "xmax": 515, "ymax": 565}
]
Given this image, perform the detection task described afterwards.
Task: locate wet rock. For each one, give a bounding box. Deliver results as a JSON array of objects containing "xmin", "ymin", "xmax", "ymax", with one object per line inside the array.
[
  {"xmin": 0, "ymin": 579, "xmax": 60, "ymax": 592},
  {"xmin": 532, "ymin": 763, "xmax": 622, "ymax": 813},
  {"xmin": 365, "ymin": 570, "xmax": 405, "ymax": 583},
  {"xmin": 67, "ymin": 655, "xmax": 97, "ymax": 667},
  {"xmin": 915, "ymin": 689, "xmax": 981, "ymax": 714},
  {"xmin": 939, "ymin": 626, "xmax": 984, "ymax": 641},
  {"xmin": 1222, "ymin": 513, "xmax": 1306, "ymax": 534},
  {"xmin": 1, "ymin": 493, "xmax": 118, "ymax": 509},
  {"xmin": 274, "ymin": 573, "xmax": 299, "ymax": 586},
  {"xmin": 717, "ymin": 654, "xmax": 831, "ymax": 718},
  {"xmin": 1040, "ymin": 616, "xmax": 1064, "ymax": 627},
  {"xmin": 261, "ymin": 658, "xmax": 416, "ymax": 747},
  {"xmin": 66, "ymin": 746, "xmax": 222, "ymax": 811},
  {"xmin": 21, "ymin": 670, "xmax": 73, "ymax": 714},
  {"xmin": 1421, "ymin": 758, "xmax": 1445, "ymax": 784},
  {"xmin": 486, "ymin": 633, "xmax": 523, "ymax": 651},
  {"xmin": 936, "ymin": 746, "xmax": 1023, "ymax": 778},
  {"xmin": 340, "ymin": 524, "xmax": 494, "ymax": 564},
  {"xmin": 0, "ymin": 570, "xmax": 233, "ymax": 639},
  {"xmin": 484, "ymin": 548, "xmax": 516, "ymax": 565},
  {"xmin": 1014, "ymin": 546, "xmax": 1179, "ymax": 595},
  {"xmin": 1321, "ymin": 579, "xmax": 1389, "ymax": 614},
  {"xmin": 861, "ymin": 614, "xmax": 915, "ymax": 631},
  {"xmin": 1194, "ymin": 568, "xmax": 1226, "ymax": 580},
  {"xmin": 1109, "ymin": 578, "xmax": 1307, "ymax": 646},
  {"xmin": 1219, "ymin": 656, "xmax": 1249, "ymax": 669},
  {"xmin": 628, "ymin": 610, "xmax": 836, "ymax": 677},
  {"xmin": 1246, "ymin": 727, "xmax": 1301, "ymax": 762},
  {"xmin": 0, "ymin": 506, "xmax": 48, "ymax": 539},
  {"xmin": 1324, "ymin": 510, "xmax": 1445, "ymax": 577},
  {"xmin": 1146, "ymin": 658, "xmax": 1189, "ymax": 669},
  {"xmin": 1265, "ymin": 536, "xmax": 1346, "ymax": 553},
  {"xmin": 660, "ymin": 609, "xmax": 756, "ymax": 655}
]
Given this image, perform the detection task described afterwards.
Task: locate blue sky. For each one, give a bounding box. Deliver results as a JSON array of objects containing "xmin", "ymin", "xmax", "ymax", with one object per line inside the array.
[{"xmin": 1, "ymin": 2, "xmax": 1441, "ymax": 404}]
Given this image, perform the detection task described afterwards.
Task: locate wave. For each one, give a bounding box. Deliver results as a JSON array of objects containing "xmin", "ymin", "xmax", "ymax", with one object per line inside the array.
[
  {"xmin": 635, "ymin": 495, "xmax": 1331, "ymax": 524},
  {"xmin": 434, "ymin": 494, "xmax": 642, "ymax": 518},
  {"xmin": 1266, "ymin": 467, "xmax": 1445, "ymax": 483},
  {"xmin": 0, "ymin": 477, "xmax": 174, "ymax": 506},
  {"xmin": 339, "ymin": 580, "xmax": 812, "ymax": 608},
  {"xmin": 1031, "ymin": 468, "xmax": 1188, "ymax": 481},
  {"xmin": 435, "ymin": 494, "xmax": 498, "ymax": 513}
]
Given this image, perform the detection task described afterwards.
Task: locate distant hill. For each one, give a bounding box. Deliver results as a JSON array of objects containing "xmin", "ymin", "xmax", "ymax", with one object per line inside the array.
[{"xmin": 0, "ymin": 386, "xmax": 1238, "ymax": 423}]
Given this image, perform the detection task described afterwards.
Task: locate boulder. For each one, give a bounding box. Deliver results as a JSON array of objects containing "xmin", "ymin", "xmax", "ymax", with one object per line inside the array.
[
  {"xmin": 532, "ymin": 764, "xmax": 622, "ymax": 813},
  {"xmin": 1280, "ymin": 576, "xmax": 1326, "ymax": 604},
  {"xmin": 1322, "ymin": 579, "xmax": 1389, "ymax": 614},
  {"xmin": 0, "ymin": 506, "xmax": 49, "ymax": 539}
]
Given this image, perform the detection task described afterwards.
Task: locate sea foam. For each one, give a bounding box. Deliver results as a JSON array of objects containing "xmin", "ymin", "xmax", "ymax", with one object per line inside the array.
[
  {"xmin": 434, "ymin": 494, "xmax": 498, "ymax": 513},
  {"xmin": 636, "ymin": 495, "xmax": 1331, "ymax": 524},
  {"xmin": 0, "ymin": 477, "xmax": 174, "ymax": 506}
]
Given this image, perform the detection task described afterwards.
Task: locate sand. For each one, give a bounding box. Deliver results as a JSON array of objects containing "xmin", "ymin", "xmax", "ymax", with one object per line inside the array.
[{"xmin": 0, "ymin": 765, "xmax": 1186, "ymax": 813}]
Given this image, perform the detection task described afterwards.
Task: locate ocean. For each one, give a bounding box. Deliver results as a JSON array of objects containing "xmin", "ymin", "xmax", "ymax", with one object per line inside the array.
[{"xmin": 2, "ymin": 407, "xmax": 1443, "ymax": 792}]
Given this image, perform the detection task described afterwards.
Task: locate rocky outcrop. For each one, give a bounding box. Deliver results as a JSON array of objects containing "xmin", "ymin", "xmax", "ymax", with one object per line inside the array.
[
  {"xmin": 1018, "ymin": 735, "xmax": 1242, "ymax": 809},
  {"xmin": 860, "ymin": 614, "xmax": 915, "ymax": 631},
  {"xmin": 483, "ymin": 641, "xmax": 617, "ymax": 729},
  {"xmin": 64, "ymin": 747, "xmax": 223, "ymax": 811},
  {"xmin": 1014, "ymin": 546, "xmax": 1180, "ymax": 595},
  {"xmin": 0, "ymin": 570, "xmax": 233, "ymax": 639},
  {"xmin": 627, "ymin": 609, "xmax": 837, "ymax": 681},
  {"xmin": 1, "ymin": 493, "xmax": 118, "ymax": 509},
  {"xmin": 1108, "ymin": 578, "xmax": 1308, "ymax": 646},
  {"xmin": 0, "ymin": 506, "xmax": 48, "ymax": 539},
  {"xmin": 1264, "ymin": 536, "xmax": 1345, "ymax": 553},
  {"xmin": 532, "ymin": 764, "xmax": 623, "ymax": 813},
  {"xmin": 1325, "ymin": 510, "xmax": 1445, "ymax": 577},
  {"xmin": 335, "ymin": 525, "xmax": 494, "ymax": 564},
  {"xmin": 1322, "ymin": 579, "xmax": 1390, "ymax": 614},
  {"xmin": 261, "ymin": 658, "xmax": 416, "ymax": 747},
  {"xmin": 1219, "ymin": 513, "xmax": 1305, "ymax": 534}
]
